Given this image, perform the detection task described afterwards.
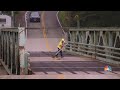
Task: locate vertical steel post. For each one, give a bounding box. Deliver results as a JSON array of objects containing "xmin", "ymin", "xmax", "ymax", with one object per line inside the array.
[
  {"xmin": 94, "ymin": 30, "xmax": 96, "ymax": 59},
  {"xmin": 0, "ymin": 29, "xmax": 1, "ymax": 59},
  {"xmin": 24, "ymin": 52, "xmax": 30, "ymax": 75}
]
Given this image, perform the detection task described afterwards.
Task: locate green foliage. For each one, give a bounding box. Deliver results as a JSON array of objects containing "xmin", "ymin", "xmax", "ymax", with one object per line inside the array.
[
  {"xmin": 1, "ymin": 11, "xmax": 19, "ymax": 16},
  {"xmin": 58, "ymin": 11, "xmax": 71, "ymax": 27},
  {"xmin": 58, "ymin": 11, "xmax": 120, "ymax": 27}
]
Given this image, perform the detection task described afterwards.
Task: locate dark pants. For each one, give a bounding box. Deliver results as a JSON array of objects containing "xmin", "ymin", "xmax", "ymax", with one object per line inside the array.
[{"xmin": 55, "ymin": 48, "xmax": 63, "ymax": 57}]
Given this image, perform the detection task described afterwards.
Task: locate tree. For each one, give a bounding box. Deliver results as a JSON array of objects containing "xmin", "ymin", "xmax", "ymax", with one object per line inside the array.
[{"xmin": 58, "ymin": 11, "xmax": 120, "ymax": 27}]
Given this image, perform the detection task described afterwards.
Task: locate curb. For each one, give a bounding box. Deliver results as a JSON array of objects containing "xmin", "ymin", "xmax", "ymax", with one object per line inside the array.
[
  {"xmin": 56, "ymin": 11, "xmax": 66, "ymax": 36},
  {"xmin": 56, "ymin": 11, "xmax": 68, "ymax": 43}
]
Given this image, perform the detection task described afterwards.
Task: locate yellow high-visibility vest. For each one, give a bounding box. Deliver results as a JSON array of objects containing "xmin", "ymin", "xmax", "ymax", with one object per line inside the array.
[{"xmin": 57, "ymin": 40, "xmax": 63, "ymax": 49}]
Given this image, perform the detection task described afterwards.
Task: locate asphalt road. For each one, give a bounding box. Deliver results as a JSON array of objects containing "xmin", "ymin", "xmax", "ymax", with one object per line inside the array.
[
  {"xmin": 27, "ymin": 11, "xmax": 42, "ymax": 38},
  {"xmin": 29, "ymin": 54, "xmax": 120, "ymax": 78},
  {"xmin": 25, "ymin": 11, "xmax": 63, "ymax": 52}
]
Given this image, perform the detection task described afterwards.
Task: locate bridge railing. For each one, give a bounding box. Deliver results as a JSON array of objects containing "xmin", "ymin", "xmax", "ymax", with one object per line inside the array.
[
  {"xmin": 0, "ymin": 27, "xmax": 30, "ymax": 75},
  {"xmin": 0, "ymin": 28, "xmax": 20, "ymax": 75},
  {"xmin": 65, "ymin": 42, "xmax": 120, "ymax": 62},
  {"xmin": 65, "ymin": 28, "xmax": 120, "ymax": 65}
]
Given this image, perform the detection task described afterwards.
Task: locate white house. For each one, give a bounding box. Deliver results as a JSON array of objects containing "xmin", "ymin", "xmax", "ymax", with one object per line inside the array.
[{"xmin": 0, "ymin": 15, "xmax": 11, "ymax": 28}]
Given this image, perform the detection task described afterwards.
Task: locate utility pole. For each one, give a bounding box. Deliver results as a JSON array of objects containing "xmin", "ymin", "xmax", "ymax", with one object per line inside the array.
[{"xmin": 11, "ymin": 11, "xmax": 14, "ymax": 27}]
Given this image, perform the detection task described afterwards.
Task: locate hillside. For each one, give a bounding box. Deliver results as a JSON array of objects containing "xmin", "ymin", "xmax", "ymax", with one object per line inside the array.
[{"xmin": 58, "ymin": 11, "xmax": 120, "ymax": 27}]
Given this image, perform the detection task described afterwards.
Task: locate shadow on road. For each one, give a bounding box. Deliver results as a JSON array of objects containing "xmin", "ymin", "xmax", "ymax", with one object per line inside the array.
[{"xmin": 30, "ymin": 61, "xmax": 120, "ymax": 74}]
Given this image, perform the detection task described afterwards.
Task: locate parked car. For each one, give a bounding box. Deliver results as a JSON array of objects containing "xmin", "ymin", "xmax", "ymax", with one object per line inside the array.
[{"xmin": 29, "ymin": 11, "xmax": 40, "ymax": 22}]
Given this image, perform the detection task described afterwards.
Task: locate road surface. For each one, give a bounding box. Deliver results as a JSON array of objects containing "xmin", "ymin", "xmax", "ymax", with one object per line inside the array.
[
  {"xmin": 25, "ymin": 11, "xmax": 63, "ymax": 52},
  {"xmin": 24, "ymin": 11, "xmax": 120, "ymax": 79}
]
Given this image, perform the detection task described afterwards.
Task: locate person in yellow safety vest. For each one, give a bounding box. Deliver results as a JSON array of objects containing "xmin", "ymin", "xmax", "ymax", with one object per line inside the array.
[{"xmin": 55, "ymin": 38, "xmax": 65, "ymax": 58}]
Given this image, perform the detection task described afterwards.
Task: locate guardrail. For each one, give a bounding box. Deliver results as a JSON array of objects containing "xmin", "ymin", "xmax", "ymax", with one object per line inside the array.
[{"xmin": 65, "ymin": 41, "xmax": 120, "ymax": 65}]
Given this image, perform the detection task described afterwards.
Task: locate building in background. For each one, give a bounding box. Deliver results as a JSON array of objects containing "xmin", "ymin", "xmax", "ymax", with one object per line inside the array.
[{"xmin": 0, "ymin": 14, "xmax": 11, "ymax": 28}]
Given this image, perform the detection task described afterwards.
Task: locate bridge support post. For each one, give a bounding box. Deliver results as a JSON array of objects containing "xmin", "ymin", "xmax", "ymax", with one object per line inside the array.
[
  {"xmin": 19, "ymin": 47, "xmax": 25, "ymax": 74},
  {"xmin": 18, "ymin": 27, "xmax": 29, "ymax": 75},
  {"xmin": 0, "ymin": 29, "xmax": 1, "ymax": 59},
  {"xmin": 94, "ymin": 31, "xmax": 96, "ymax": 59},
  {"xmin": 107, "ymin": 31, "xmax": 113, "ymax": 60},
  {"xmin": 24, "ymin": 52, "xmax": 30, "ymax": 75},
  {"xmin": 69, "ymin": 31, "xmax": 72, "ymax": 51}
]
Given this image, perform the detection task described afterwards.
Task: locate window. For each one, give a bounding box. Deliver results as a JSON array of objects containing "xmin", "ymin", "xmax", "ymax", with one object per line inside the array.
[
  {"xmin": 0, "ymin": 18, "xmax": 6, "ymax": 24},
  {"xmin": 30, "ymin": 12, "xmax": 40, "ymax": 18}
]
